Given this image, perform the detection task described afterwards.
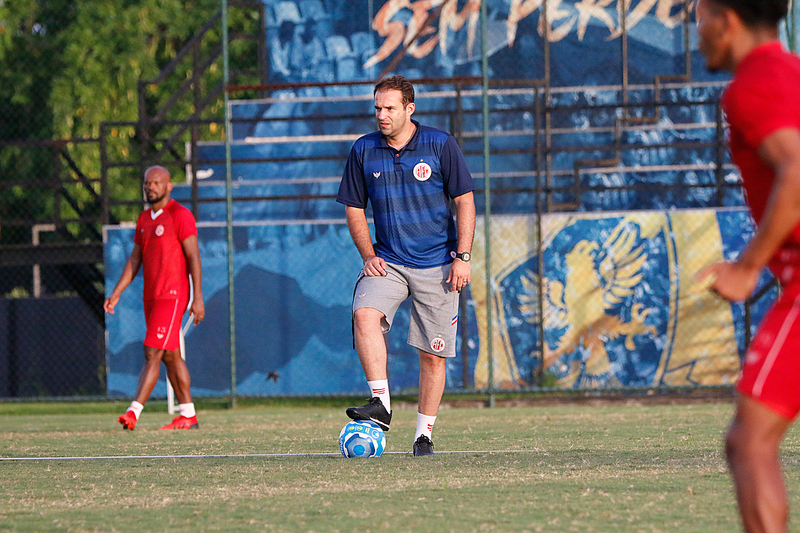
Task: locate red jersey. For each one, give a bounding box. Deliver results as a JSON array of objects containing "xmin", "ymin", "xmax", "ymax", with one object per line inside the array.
[
  {"xmin": 723, "ymin": 42, "xmax": 800, "ymax": 251},
  {"xmin": 134, "ymin": 199, "xmax": 197, "ymax": 300}
]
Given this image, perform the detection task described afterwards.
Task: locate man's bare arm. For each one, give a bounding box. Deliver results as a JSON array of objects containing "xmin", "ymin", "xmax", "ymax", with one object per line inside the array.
[
  {"xmin": 698, "ymin": 128, "xmax": 800, "ymax": 301},
  {"xmin": 181, "ymin": 234, "xmax": 205, "ymax": 324},
  {"xmin": 346, "ymin": 205, "xmax": 386, "ymax": 276},
  {"xmin": 447, "ymin": 192, "xmax": 476, "ymax": 291},
  {"xmin": 103, "ymin": 244, "xmax": 143, "ymax": 314}
]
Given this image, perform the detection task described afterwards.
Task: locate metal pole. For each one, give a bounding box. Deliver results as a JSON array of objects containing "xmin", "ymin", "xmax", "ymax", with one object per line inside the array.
[
  {"xmin": 621, "ymin": 0, "xmax": 628, "ymax": 106},
  {"xmin": 191, "ymin": 44, "xmax": 201, "ymax": 219},
  {"xmin": 534, "ymin": 87, "xmax": 546, "ymax": 386},
  {"xmin": 480, "ymin": 0, "xmax": 494, "ymax": 408},
  {"xmin": 222, "ymin": 0, "xmax": 237, "ymax": 408},
  {"xmin": 791, "ymin": 0, "xmax": 797, "ymax": 54},
  {"xmin": 454, "ymin": 85, "xmax": 470, "ymax": 391},
  {"xmin": 544, "ymin": 0, "xmax": 552, "ymax": 210},
  {"xmin": 784, "ymin": 0, "xmax": 796, "ymax": 53}
]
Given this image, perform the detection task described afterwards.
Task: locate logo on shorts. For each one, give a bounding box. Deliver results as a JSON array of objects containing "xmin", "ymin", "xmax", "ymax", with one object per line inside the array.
[
  {"xmin": 781, "ymin": 266, "xmax": 796, "ymax": 284},
  {"xmin": 744, "ymin": 349, "xmax": 762, "ymax": 366},
  {"xmin": 430, "ymin": 337, "xmax": 445, "ymax": 353},
  {"xmin": 373, "ymin": 172, "xmax": 381, "ymax": 178},
  {"xmin": 413, "ymin": 161, "xmax": 432, "ymax": 181},
  {"xmin": 155, "ymin": 224, "xmax": 164, "ymax": 237},
  {"xmin": 156, "ymin": 326, "xmax": 166, "ymax": 340}
]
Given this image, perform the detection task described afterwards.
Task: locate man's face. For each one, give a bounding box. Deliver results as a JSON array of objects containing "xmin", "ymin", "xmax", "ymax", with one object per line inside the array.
[
  {"xmin": 143, "ymin": 169, "xmax": 172, "ymax": 205},
  {"xmin": 696, "ymin": 0, "xmax": 732, "ymax": 73},
  {"xmin": 374, "ymin": 89, "xmax": 414, "ymax": 140}
]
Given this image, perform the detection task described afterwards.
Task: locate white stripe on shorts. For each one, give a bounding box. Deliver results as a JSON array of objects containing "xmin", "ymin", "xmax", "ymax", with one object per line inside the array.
[
  {"xmin": 160, "ymin": 299, "xmax": 182, "ymax": 351},
  {"xmin": 753, "ymin": 294, "xmax": 800, "ymax": 397}
]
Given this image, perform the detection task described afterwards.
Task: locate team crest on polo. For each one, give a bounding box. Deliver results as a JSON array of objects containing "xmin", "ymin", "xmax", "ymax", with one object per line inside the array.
[
  {"xmin": 155, "ymin": 225, "xmax": 164, "ymax": 237},
  {"xmin": 497, "ymin": 215, "xmax": 675, "ymax": 389},
  {"xmin": 413, "ymin": 161, "xmax": 432, "ymax": 181},
  {"xmin": 430, "ymin": 337, "xmax": 445, "ymax": 353}
]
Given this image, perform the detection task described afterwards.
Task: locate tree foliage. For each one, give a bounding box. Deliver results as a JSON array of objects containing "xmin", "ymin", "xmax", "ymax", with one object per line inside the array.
[
  {"xmin": 0, "ymin": 0, "xmax": 261, "ymax": 241},
  {"xmin": 50, "ymin": 0, "xmax": 217, "ymax": 139}
]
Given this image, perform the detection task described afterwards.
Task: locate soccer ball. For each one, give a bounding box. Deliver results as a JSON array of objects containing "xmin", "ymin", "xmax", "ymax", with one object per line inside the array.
[{"xmin": 338, "ymin": 420, "xmax": 386, "ymax": 458}]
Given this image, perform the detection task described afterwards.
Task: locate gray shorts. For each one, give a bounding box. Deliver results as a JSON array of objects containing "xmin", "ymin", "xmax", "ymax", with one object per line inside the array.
[{"xmin": 353, "ymin": 262, "xmax": 460, "ymax": 357}]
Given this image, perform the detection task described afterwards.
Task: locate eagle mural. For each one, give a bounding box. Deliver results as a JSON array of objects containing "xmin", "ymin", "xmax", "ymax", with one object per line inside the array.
[{"xmin": 518, "ymin": 221, "xmax": 656, "ymax": 388}]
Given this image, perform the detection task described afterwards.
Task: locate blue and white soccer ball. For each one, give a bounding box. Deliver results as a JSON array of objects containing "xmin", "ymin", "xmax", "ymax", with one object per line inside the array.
[{"xmin": 338, "ymin": 420, "xmax": 386, "ymax": 458}]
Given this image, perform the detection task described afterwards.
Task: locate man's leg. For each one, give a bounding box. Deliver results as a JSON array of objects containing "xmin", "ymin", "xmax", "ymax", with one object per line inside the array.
[
  {"xmin": 134, "ymin": 345, "xmax": 166, "ymax": 405},
  {"xmin": 726, "ymin": 394, "xmax": 792, "ymax": 533},
  {"xmin": 347, "ymin": 307, "xmax": 393, "ymax": 429},
  {"xmin": 418, "ymin": 349, "xmax": 446, "ymax": 416},
  {"xmin": 412, "ymin": 349, "xmax": 446, "ymax": 456},
  {"xmin": 163, "ymin": 348, "xmax": 192, "ymax": 405},
  {"xmin": 353, "ymin": 307, "xmax": 388, "ymax": 380},
  {"xmin": 159, "ymin": 346, "xmax": 198, "ymax": 429}
]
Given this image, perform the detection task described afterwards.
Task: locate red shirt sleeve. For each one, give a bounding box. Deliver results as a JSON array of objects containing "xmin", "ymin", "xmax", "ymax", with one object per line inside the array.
[
  {"xmin": 726, "ymin": 63, "xmax": 800, "ymax": 150},
  {"xmin": 173, "ymin": 205, "xmax": 198, "ymax": 243},
  {"xmin": 134, "ymin": 212, "xmax": 144, "ymax": 247}
]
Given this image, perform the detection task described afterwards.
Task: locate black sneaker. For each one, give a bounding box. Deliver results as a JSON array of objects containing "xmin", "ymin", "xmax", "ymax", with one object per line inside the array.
[
  {"xmin": 413, "ymin": 435, "xmax": 435, "ymax": 457},
  {"xmin": 345, "ymin": 397, "xmax": 392, "ymax": 431}
]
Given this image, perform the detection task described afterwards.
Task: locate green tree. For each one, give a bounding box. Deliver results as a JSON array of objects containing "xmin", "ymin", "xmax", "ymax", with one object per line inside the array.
[
  {"xmin": 48, "ymin": 0, "xmax": 261, "ymax": 222},
  {"xmin": 0, "ymin": 0, "xmax": 77, "ymax": 243},
  {"xmin": 1, "ymin": 0, "xmax": 264, "ymax": 238}
]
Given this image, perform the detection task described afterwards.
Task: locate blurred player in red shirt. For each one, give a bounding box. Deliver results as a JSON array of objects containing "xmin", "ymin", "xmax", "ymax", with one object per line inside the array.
[
  {"xmin": 696, "ymin": 0, "xmax": 800, "ymax": 531},
  {"xmin": 105, "ymin": 166, "xmax": 205, "ymax": 430}
]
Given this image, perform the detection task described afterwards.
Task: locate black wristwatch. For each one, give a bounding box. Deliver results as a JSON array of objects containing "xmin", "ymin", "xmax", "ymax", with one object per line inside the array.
[{"xmin": 455, "ymin": 251, "xmax": 471, "ymax": 263}]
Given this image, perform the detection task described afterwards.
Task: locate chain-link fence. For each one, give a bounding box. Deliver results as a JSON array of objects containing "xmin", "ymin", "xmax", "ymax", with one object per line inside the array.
[
  {"xmin": 2, "ymin": 0, "xmax": 789, "ymax": 399},
  {"xmin": 0, "ymin": 137, "xmax": 106, "ymax": 397}
]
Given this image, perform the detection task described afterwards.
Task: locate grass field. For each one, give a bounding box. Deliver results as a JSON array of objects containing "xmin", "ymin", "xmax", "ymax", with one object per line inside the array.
[{"xmin": 2, "ymin": 399, "xmax": 799, "ymax": 532}]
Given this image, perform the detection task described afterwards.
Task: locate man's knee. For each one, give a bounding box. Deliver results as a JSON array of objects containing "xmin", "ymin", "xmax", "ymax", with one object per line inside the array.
[
  {"xmin": 725, "ymin": 412, "xmax": 784, "ymax": 467},
  {"xmin": 419, "ymin": 350, "xmax": 446, "ymax": 369},
  {"xmin": 162, "ymin": 349, "xmax": 184, "ymax": 366},
  {"xmin": 143, "ymin": 346, "xmax": 164, "ymax": 364},
  {"xmin": 353, "ymin": 307, "xmax": 383, "ymax": 329},
  {"xmin": 725, "ymin": 423, "xmax": 746, "ymax": 466}
]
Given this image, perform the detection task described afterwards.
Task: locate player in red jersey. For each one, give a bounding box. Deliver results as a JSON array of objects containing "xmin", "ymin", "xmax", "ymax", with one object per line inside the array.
[
  {"xmin": 104, "ymin": 166, "xmax": 205, "ymax": 430},
  {"xmin": 696, "ymin": 0, "xmax": 800, "ymax": 531}
]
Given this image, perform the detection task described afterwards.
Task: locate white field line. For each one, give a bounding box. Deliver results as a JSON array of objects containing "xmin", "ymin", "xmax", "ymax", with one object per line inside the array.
[{"xmin": 0, "ymin": 450, "xmax": 537, "ymax": 461}]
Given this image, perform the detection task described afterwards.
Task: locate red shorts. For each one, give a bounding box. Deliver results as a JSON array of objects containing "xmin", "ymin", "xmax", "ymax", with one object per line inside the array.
[
  {"xmin": 738, "ymin": 284, "xmax": 800, "ymax": 421},
  {"xmin": 143, "ymin": 298, "xmax": 188, "ymax": 352}
]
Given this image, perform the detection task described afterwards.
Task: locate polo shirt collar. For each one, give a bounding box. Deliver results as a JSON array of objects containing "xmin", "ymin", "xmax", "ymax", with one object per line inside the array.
[
  {"xmin": 380, "ymin": 119, "xmax": 421, "ymax": 152},
  {"xmin": 150, "ymin": 199, "xmax": 172, "ymax": 220}
]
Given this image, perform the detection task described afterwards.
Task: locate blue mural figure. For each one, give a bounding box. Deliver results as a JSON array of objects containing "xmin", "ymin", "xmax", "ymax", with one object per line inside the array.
[
  {"xmin": 270, "ymin": 20, "xmax": 298, "ymax": 82},
  {"xmin": 498, "ymin": 216, "xmax": 671, "ymax": 389},
  {"xmin": 538, "ymin": 222, "xmax": 658, "ymax": 387}
]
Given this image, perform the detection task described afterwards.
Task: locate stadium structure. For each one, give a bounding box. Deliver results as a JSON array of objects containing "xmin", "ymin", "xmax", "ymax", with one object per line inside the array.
[{"xmin": 0, "ymin": 0, "xmax": 792, "ymax": 399}]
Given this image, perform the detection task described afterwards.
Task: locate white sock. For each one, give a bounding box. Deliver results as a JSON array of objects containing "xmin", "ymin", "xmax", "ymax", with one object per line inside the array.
[
  {"xmin": 127, "ymin": 401, "xmax": 144, "ymax": 420},
  {"xmin": 415, "ymin": 413, "xmax": 437, "ymax": 441},
  {"xmin": 178, "ymin": 403, "xmax": 196, "ymax": 418},
  {"xmin": 367, "ymin": 379, "xmax": 391, "ymax": 412}
]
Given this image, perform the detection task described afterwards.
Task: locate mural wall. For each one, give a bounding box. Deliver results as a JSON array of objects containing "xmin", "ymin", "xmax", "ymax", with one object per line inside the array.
[
  {"xmin": 104, "ymin": 1, "xmax": 780, "ymax": 396},
  {"xmin": 172, "ymin": 0, "xmax": 742, "ymax": 226},
  {"xmin": 262, "ymin": 0, "xmax": 726, "ymax": 87},
  {"xmin": 104, "ymin": 208, "xmax": 774, "ymax": 397}
]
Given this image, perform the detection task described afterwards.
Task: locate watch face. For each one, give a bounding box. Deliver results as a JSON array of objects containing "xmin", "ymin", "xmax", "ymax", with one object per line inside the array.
[{"xmin": 460, "ymin": 252, "xmax": 471, "ymax": 262}]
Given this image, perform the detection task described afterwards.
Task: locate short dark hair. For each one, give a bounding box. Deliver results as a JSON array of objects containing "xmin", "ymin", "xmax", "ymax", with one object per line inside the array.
[
  {"xmin": 708, "ymin": 0, "xmax": 788, "ymax": 28},
  {"xmin": 374, "ymin": 76, "xmax": 415, "ymax": 107}
]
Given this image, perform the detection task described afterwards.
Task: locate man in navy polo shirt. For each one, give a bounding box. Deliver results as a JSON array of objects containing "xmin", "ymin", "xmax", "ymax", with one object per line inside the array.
[{"xmin": 337, "ymin": 75, "xmax": 476, "ymax": 456}]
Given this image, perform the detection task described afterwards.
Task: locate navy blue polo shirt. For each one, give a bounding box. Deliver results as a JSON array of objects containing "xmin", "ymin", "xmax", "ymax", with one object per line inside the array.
[{"xmin": 337, "ymin": 120, "xmax": 474, "ymax": 269}]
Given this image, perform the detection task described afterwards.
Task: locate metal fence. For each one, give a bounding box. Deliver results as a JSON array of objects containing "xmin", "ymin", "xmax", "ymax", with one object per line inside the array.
[
  {"xmin": 0, "ymin": 0, "xmax": 785, "ymax": 399},
  {"xmin": 99, "ymin": 77, "xmax": 775, "ymax": 398}
]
